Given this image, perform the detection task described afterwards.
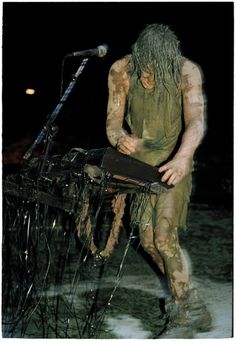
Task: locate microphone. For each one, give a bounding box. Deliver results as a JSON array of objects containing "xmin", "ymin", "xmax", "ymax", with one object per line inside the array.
[{"xmin": 66, "ymin": 44, "xmax": 108, "ymax": 58}]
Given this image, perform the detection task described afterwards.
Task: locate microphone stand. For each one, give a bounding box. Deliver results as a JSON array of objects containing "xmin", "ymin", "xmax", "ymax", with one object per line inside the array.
[{"xmin": 23, "ymin": 57, "xmax": 89, "ymax": 174}]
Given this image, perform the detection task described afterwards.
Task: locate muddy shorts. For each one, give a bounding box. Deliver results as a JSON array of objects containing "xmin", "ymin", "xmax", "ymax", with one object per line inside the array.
[{"xmin": 130, "ymin": 174, "xmax": 192, "ymax": 230}]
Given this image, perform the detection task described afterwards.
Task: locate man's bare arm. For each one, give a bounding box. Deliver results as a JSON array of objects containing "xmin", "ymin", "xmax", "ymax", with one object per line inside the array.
[
  {"xmin": 106, "ymin": 57, "xmax": 143, "ymax": 154},
  {"xmin": 176, "ymin": 60, "xmax": 206, "ymax": 158},
  {"xmin": 106, "ymin": 59, "xmax": 129, "ymax": 147},
  {"xmin": 159, "ymin": 60, "xmax": 206, "ymax": 185}
]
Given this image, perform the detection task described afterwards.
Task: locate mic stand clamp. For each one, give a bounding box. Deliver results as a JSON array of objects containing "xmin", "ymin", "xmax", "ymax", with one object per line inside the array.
[{"xmin": 38, "ymin": 124, "xmax": 59, "ymax": 175}]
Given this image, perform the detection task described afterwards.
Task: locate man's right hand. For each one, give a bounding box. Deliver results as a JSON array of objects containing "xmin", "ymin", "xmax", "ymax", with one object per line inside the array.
[{"xmin": 117, "ymin": 135, "xmax": 143, "ymax": 155}]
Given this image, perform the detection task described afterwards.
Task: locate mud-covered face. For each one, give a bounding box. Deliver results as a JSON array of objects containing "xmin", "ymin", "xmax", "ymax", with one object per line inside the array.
[{"xmin": 140, "ymin": 70, "xmax": 155, "ymax": 89}]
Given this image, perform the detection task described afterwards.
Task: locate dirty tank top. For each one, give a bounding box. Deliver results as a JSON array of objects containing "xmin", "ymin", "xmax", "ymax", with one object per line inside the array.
[{"xmin": 125, "ymin": 73, "xmax": 183, "ymax": 166}]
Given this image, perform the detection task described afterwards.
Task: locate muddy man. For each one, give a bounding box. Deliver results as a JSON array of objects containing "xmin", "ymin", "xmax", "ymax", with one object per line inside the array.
[{"xmin": 106, "ymin": 23, "xmax": 212, "ymax": 338}]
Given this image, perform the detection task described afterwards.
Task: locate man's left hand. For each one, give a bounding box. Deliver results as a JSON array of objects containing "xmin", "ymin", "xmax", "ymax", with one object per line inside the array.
[{"xmin": 158, "ymin": 157, "xmax": 193, "ymax": 185}]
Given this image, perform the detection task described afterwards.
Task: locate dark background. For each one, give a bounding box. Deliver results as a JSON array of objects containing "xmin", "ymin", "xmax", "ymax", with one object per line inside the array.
[{"xmin": 2, "ymin": 1, "xmax": 234, "ymax": 207}]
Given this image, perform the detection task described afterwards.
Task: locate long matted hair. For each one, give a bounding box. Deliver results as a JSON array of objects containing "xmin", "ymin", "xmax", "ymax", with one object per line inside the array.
[{"xmin": 131, "ymin": 23, "xmax": 182, "ymax": 88}]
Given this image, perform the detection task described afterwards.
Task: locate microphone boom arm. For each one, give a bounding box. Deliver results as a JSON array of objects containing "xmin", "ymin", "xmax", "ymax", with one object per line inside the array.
[{"xmin": 23, "ymin": 57, "xmax": 89, "ymax": 161}]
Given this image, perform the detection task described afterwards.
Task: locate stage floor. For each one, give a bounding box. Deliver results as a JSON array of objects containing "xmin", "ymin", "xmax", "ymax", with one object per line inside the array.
[{"xmin": 2, "ymin": 202, "xmax": 233, "ymax": 338}]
